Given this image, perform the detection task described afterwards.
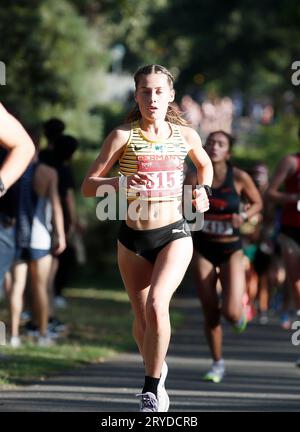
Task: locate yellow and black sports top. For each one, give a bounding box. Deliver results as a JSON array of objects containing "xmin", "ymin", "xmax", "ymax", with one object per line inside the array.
[{"xmin": 119, "ymin": 121, "xmax": 188, "ymax": 201}]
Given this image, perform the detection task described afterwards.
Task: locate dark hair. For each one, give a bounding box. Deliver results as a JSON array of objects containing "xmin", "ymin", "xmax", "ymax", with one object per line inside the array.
[
  {"xmin": 205, "ymin": 130, "xmax": 235, "ymax": 149},
  {"xmin": 53, "ymin": 134, "xmax": 78, "ymax": 162},
  {"xmin": 134, "ymin": 64, "xmax": 175, "ymax": 89},
  {"xmin": 43, "ymin": 118, "xmax": 65, "ymax": 141},
  {"xmin": 27, "ymin": 125, "xmax": 42, "ymax": 149},
  {"xmin": 125, "ymin": 64, "xmax": 188, "ymax": 126}
]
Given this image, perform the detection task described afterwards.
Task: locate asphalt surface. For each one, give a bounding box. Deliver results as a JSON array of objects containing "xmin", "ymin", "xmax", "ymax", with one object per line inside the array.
[{"xmin": 0, "ymin": 294, "xmax": 299, "ymax": 412}]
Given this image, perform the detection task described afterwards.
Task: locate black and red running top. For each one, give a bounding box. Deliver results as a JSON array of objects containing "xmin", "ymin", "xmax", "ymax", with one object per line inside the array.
[
  {"xmin": 201, "ymin": 163, "xmax": 241, "ymax": 237},
  {"xmin": 281, "ymin": 153, "xmax": 300, "ymax": 228}
]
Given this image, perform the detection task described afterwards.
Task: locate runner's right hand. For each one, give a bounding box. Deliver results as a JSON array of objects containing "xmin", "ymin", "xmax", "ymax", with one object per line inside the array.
[{"xmin": 123, "ymin": 172, "xmax": 155, "ymax": 190}]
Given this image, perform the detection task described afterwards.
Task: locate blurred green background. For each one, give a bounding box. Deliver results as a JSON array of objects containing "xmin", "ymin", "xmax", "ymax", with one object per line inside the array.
[{"xmin": 1, "ymin": 0, "xmax": 300, "ymax": 284}]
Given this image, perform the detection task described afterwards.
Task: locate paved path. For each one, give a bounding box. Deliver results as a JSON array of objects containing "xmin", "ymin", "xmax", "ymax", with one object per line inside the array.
[{"xmin": 0, "ymin": 295, "xmax": 299, "ymax": 412}]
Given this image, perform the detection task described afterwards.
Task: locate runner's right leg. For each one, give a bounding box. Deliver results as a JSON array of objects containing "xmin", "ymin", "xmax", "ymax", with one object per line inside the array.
[
  {"xmin": 118, "ymin": 241, "xmax": 157, "ymax": 411},
  {"xmin": 117, "ymin": 240, "xmax": 153, "ymax": 355}
]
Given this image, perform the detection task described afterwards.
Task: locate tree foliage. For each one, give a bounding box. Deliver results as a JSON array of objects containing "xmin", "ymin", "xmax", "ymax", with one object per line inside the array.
[
  {"xmin": 146, "ymin": 0, "xmax": 300, "ymax": 100},
  {"xmin": 0, "ymin": 0, "xmax": 107, "ymax": 142},
  {"xmin": 0, "ymin": 0, "xmax": 299, "ymax": 139}
]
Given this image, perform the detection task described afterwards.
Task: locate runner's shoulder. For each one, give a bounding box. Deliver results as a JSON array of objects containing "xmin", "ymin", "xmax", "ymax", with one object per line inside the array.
[
  {"xmin": 104, "ymin": 123, "xmax": 132, "ymax": 150},
  {"xmin": 111, "ymin": 123, "xmax": 131, "ymax": 139},
  {"xmin": 177, "ymin": 125, "xmax": 202, "ymax": 147},
  {"xmin": 233, "ymin": 166, "xmax": 251, "ymax": 183}
]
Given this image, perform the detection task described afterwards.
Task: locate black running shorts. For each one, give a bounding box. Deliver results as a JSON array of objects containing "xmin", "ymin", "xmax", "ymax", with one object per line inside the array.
[{"xmin": 118, "ymin": 218, "xmax": 191, "ymax": 263}]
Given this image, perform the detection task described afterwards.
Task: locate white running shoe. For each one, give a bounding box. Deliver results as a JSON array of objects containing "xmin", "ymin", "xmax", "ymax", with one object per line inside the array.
[
  {"xmin": 158, "ymin": 361, "xmax": 170, "ymax": 411},
  {"xmin": 159, "ymin": 361, "xmax": 168, "ymax": 388},
  {"xmin": 203, "ymin": 360, "xmax": 225, "ymax": 383},
  {"xmin": 136, "ymin": 392, "xmax": 159, "ymax": 412},
  {"xmin": 54, "ymin": 296, "xmax": 68, "ymax": 309},
  {"xmin": 10, "ymin": 336, "xmax": 21, "ymax": 348},
  {"xmin": 258, "ymin": 311, "xmax": 269, "ymax": 325},
  {"xmin": 158, "ymin": 386, "xmax": 170, "ymax": 412},
  {"xmin": 37, "ymin": 335, "xmax": 55, "ymax": 347}
]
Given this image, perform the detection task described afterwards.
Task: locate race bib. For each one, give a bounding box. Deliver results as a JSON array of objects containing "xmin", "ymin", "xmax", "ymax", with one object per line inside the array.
[
  {"xmin": 128, "ymin": 155, "xmax": 182, "ymax": 198},
  {"xmin": 202, "ymin": 220, "xmax": 234, "ymax": 236}
]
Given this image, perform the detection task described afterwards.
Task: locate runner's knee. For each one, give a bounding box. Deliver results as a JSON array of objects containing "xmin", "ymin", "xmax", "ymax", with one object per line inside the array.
[
  {"xmin": 145, "ymin": 299, "xmax": 169, "ymax": 329},
  {"xmin": 203, "ymin": 308, "xmax": 221, "ymax": 328},
  {"xmin": 222, "ymin": 305, "xmax": 241, "ymax": 322}
]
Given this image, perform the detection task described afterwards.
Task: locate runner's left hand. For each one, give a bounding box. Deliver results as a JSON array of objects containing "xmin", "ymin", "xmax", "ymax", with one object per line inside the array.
[{"xmin": 192, "ymin": 188, "xmax": 210, "ymax": 213}]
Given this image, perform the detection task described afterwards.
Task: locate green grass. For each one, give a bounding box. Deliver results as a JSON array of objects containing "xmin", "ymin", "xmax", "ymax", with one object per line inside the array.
[{"xmin": 0, "ymin": 286, "xmax": 183, "ymax": 387}]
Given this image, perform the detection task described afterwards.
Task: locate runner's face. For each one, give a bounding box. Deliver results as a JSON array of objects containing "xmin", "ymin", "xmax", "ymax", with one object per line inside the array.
[
  {"xmin": 205, "ymin": 133, "xmax": 230, "ymax": 162},
  {"xmin": 135, "ymin": 73, "xmax": 174, "ymax": 122}
]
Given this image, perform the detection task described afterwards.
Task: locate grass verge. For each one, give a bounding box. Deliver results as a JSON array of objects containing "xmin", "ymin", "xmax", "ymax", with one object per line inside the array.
[{"xmin": 0, "ymin": 286, "xmax": 183, "ymax": 387}]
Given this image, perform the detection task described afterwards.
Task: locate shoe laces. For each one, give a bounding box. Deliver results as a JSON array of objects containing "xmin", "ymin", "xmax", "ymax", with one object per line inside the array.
[{"xmin": 136, "ymin": 392, "xmax": 158, "ymax": 411}]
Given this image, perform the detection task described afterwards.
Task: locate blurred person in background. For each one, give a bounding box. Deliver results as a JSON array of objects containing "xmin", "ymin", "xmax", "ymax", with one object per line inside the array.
[
  {"xmin": 241, "ymin": 162, "xmax": 271, "ymax": 323},
  {"xmin": 39, "ymin": 118, "xmax": 65, "ymax": 165},
  {"xmin": 0, "ymin": 103, "xmax": 35, "ymax": 296},
  {"xmin": 9, "ymin": 138, "xmax": 66, "ymax": 348},
  {"xmin": 40, "ymin": 133, "xmax": 81, "ymax": 309},
  {"xmin": 267, "ymin": 126, "xmax": 300, "ymax": 366},
  {"xmin": 190, "ymin": 131, "xmax": 262, "ymax": 383},
  {"xmin": 238, "ymin": 161, "xmax": 289, "ymax": 327},
  {"xmin": 180, "ymin": 95, "xmax": 202, "ymax": 131},
  {"xmin": 250, "ymin": 163, "xmax": 287, "ymax": 326},
  {"xmin": 45, "ymin": 134, "xmax": 82, "ymax": 315}
]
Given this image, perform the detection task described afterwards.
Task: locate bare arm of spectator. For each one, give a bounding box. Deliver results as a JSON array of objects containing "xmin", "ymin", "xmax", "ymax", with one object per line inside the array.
[
  {"xmin": 0, "ymin": 103, "xmax": 35, "ymax": 192},
  {"xmin": 48, "ymin": 169, "xmax": 66, "ymax": 255},
  {"xmin": 65, "ymin": 188, "xmax": 84, "ymax": 234}
]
